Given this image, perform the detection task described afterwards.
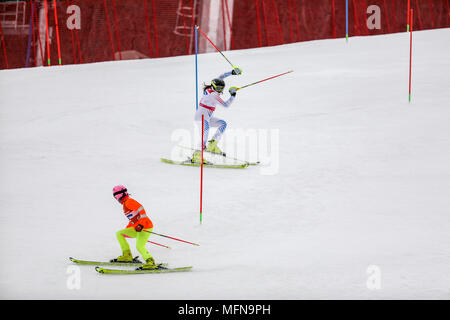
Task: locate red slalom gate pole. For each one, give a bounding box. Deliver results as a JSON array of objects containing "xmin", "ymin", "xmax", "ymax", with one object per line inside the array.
[
  {"xmin": 292, "ymin": 0, "xmax": 300, "ymax": 41},
  {"xmin": 287, "ymin": 0, "xmax": 294, "ymax": 42},
  {"xmin": 271, "ymin": 0, "xmax": 283, "ymax": 45},
  {"xmin": 414, "ymin": 0, "xmax": 423, "ymax": 30},
  {"xmin": 261, "ymin": 0, "xmax": 269, "ymax": 46},
  {"xmin": 409, "ymin": 9, "xmax": 413, "ymax": 103},
  {"xmin": 0, "ymin": 13, "xmax": 8, "ymax": 69},
  {"xmin": 200, "ymin": 114, "xmax": 204, "ymax": 224},
  {"xmin": 331, "ymin": 0, "xmax": 336, "ymax": 39},
  {"xmin": 143, "ymin": 0, "xmax": 154, "ymax": 57},
  {"xmin": 31, "ymin": 0, "xmax": 36, "ymax": 66},
  {"xmin": 429, "ymin": 0, "xmax": 435, "ymax": 29},
  {"xmin": 74, "ymin": 28, "xmax": 82, "ymax": 63},
  {"xmin": 143, "ymin": 230, "xmax": 200, "ymax": 246},
  {"xmin": 103, "ymin": 0, "xmax": 116, "ymax": 61},
  {"xmin": 52, "ymin": 0, "xmax": 62, "ymax": 65},
  {"xmin": 111, "ymin": 0, "xmax": 122, "ymax": 60},
  {"xmin": 407, "ymin": 0, "xmax": 410, "ymax": 31},
  {"xmin": 254, "ymin": 0, "xmax": 262, "ymax": 47},
  {"xmin": 151, "ymin": 0, "xmax": 159, "ymax": 57}
]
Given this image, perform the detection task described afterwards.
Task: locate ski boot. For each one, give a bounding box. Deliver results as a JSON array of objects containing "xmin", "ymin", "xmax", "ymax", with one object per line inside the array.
[
  {"xmin": 110, "ymin": 250, "xmax": 133, "ymax": 263},
  {"xmin": 191, "ymin": 150, "xmax": 207, "ymax": 164},
  {"xmin": 139, "ymin": 257, "xmax": 158, "ymax": 270},
  {"xmin": 206, "ymin": 139, "xmax": 224, "ymax": 155}
]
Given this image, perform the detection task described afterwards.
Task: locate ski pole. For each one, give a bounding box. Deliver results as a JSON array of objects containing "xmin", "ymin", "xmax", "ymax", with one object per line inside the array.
[
  {"xmin": 122, "ymin": 234, "xmax": 171, "ymax": 249},
  {"xmin": 147, "ymin": 241, "xmax": 170, "ymax": 249},
  {"xmin": 143, "ymin": 230, "xmax": 200, "ymax": 246},
  {"xmin": 236, "ymin": 70, "xmax": 293, "ymax": 91},
  {"xmin": 196, "ymin": 25, "xmax": 236, "ymax": 69}
]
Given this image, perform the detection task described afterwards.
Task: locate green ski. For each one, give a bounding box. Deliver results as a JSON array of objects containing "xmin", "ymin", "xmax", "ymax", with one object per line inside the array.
[
  {"xmin": 95, "ymin": 266, "xmax": 192, "ymax": 274},
  {"xmin": 161, "ymin": 158, "xmax": 248, "ymax": 169},
  {"xmin": 176, "ymin": 145, "xmax": 260, "ymax": 166},
  {"xmin": 69, "ymin": 257, "xmax": 167, "ymax": 268}
]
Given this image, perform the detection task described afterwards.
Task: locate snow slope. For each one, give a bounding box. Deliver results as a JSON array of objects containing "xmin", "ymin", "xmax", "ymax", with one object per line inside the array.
[{"xmin": 0, "ymin": 28, "xmax": 449, "ymax": 299}]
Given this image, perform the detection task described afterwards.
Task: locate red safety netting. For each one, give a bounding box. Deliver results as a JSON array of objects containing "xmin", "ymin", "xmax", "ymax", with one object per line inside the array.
[
  {"xmin": 0, "ymin": 0, "xmax": 449, "ymax": 70},
  {"xmin": 0, "ymin": 0, "xmax": 201, "ymax": 69},
  {"xmin": 232, "ymin": 0, "xmax": 450, "ymax": 48}
]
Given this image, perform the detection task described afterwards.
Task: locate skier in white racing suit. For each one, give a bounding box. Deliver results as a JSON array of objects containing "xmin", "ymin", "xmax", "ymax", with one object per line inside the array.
[{"xmin": 192, "ymin": 67, "xmax": 242, "ymax": 163}]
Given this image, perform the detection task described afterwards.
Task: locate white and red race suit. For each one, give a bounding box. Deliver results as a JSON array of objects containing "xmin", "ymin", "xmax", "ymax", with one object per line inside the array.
[{"xmin": 195, "ymin": 71, "xmax": 235, "ymax": 149}]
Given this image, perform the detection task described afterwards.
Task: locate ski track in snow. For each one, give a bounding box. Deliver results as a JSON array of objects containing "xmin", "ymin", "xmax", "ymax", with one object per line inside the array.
[{"xmin": 0, "ymin": 29, "xmax": 449, "ymax": 299}]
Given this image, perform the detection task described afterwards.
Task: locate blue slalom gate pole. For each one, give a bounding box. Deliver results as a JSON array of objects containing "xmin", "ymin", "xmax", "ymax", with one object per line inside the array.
[
  {"xmin": 195, "ymin": 25, "xmax": 199, "ymax": 110},
  {"xmin": 345, "ymin": 0, "xmax": 348, "ymax": 41}
]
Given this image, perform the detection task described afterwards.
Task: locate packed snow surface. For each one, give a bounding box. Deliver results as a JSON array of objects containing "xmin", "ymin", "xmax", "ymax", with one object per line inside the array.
[{"xmin": 1, "ymin": 28, "xmax": 449, "ymax": 299}]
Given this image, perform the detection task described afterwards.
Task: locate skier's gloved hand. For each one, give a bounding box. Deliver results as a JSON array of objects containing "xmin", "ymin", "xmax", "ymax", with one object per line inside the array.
[
  {"xmin": 135, "ymin": 224, "xmax": 144, "ymax": 232},
  {"xmin": 231, "ymin": 67, "xmax": 242, "ymax": 75},
  {"xmin": 229, "ymin": 87, "xmax": 237, "ymax": 97}
]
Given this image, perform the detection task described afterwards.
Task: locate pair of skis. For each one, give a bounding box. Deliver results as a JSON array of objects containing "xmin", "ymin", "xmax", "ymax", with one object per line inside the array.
[
  {"xmin": 69, "ymin": 257, "xmax": 192, "ymax": 274},
  {"xmin": 161, "ymin": 145, "xmax": 260, "ymax": 169},
  {"xmin": 161, "ymin": 158, "xmax": 248, "ymax": 169}
]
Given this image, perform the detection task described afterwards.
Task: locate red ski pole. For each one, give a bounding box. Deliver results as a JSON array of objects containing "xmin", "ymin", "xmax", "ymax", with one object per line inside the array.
[
  {"xmin": 122, "ymin": 234, "xmax": 171, "ymax": 249},
  {"xmin": 236, "ymin": 70, "xmax": 293, "ymax": 91},
  {"xmin": 196, "ymin": 25, "xmax": 236, "ymax": 68},
  {"xmin": 143, "ymin": 230, "xmax": 200, "ymax": 246}
]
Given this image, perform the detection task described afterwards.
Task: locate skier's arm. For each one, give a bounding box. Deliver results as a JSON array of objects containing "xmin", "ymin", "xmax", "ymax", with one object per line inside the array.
[
  {"xmin": 215, "ymin": 95, "xmax": 235, "ymax": 108},
  {"xmin": 218, "ymin": 66, "xmax": 242, "ymax": 80},
  {"xmin": 218, "ymin": 71, "xmax": 233, "ymax": 80}
]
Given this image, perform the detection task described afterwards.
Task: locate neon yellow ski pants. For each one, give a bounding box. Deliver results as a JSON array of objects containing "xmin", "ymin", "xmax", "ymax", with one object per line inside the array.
[{"xmin": 116, "ymin": 227, "xmax": 153, "ymax": 261}]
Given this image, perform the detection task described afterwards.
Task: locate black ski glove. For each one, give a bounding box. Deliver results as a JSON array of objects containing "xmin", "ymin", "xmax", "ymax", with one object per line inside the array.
[
  {"xmin": 231, "ymin": 67, "xmax": 242, "ymax": 75},
  {"xmin": 135, "ymin": 224, "xmax": 144, "ymax": 232},
  {"xmin": 229, "ymin": 87, "xmax": 237, "ymax": 97}
]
